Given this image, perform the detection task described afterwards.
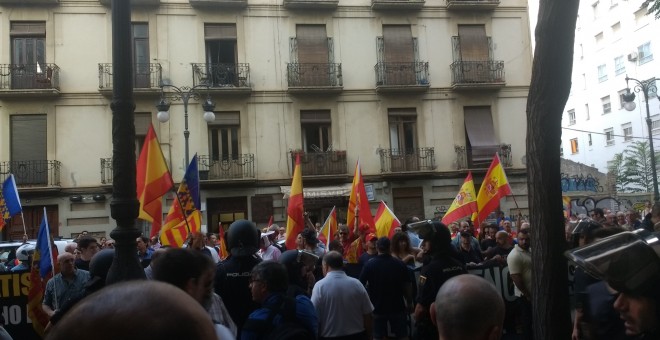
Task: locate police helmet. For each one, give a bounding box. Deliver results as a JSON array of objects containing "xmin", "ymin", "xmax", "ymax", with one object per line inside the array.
[
  {"xmin": 16, "ymin": 243, "xmax": 36, "ymax": 262},
  {"xmin": 227, "ymin": 220, "xmax": 260, "ymax": 257}
]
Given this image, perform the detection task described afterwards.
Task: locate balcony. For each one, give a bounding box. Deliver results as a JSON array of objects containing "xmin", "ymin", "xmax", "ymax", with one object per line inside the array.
[
  {"xmin": 446, "ymin": 0, "xmax": 499, "ymax": 10},
  {"xmin": 99, "ymin": 0, "xmax": 158, "ymax": 5},
  {"xmin": 0, "ymin": 64, "xmax": 60, "ymax": 98},
  {"xmin": 379, "ymin": 148, "xmax": 436, "ymax": 174},
  {"xmin": 189, "ymin": 0, "xmax": 247, "ymax": 8},
  {"xmin": 98, "ymin": 63, "xmax": 162, "ymax": 97},
  {"xmin": 455, "ymin": 144, "xmax": 512, "ymax": 170},
  {"xmin": 284, "ymin": 0, "xmax": 339, "ymax": 9},
  {"xmin": 198, "ymin": 155, "xmax": 255, "ymax": 181},
  {"xmin": 450, "ymin": 60, "xmax": 505, "ymax": 90},
  {"xmin": 290, "ymin": 150, "xmax": 348, "ymax": 177},
  {"xmin": 371, "ymin": 0, "xmax": 425, "ymax": 10},
  {"xmin": 101, "ymin": 158, "xmax": 112, "ymax": 185},
  {"xmin": 287, "ymin": 63, "xmax": 343, "ymax": 95},
  {"xmin": 375, "ymin": 62, "xmax": 429, "ymax": 93},
  {"xmin": 191, "ymin": 63, "xmax": 251, "ymax": 96},
  {"xmin": 0, "ymin": 160, "xmax": 61, "ymax": 188}
]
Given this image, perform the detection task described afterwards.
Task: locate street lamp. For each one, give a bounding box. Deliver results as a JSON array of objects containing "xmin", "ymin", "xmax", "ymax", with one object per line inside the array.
[
  {"xmin": 623, "ymin": 75, "xmax": 660, "ymax": 202},
  {"xmin": 156, "ymin": 84, "xmax": 216, "ymax": 165}
]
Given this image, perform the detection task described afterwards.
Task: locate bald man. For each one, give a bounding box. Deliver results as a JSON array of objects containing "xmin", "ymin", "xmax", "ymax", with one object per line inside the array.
[
  {"xmin": 47, "ymin": 281, "xmax": 218, "ymax": 340},
  {"xmin": 431, "ymin": 275, "xmax": 504, "ymax": 340}
]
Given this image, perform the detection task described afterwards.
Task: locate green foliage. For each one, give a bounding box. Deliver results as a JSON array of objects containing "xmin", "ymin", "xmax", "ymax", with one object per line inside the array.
[
  {"xmin": 609, "ymin": 140, "xmax": 659, "ymax": 193},
  {"xmin": 640, "ymin": 0, "xmax": 660, "ymax": 19}
]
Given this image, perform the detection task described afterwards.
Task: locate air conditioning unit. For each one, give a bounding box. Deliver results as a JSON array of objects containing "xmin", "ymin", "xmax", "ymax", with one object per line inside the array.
[{"xmin": 628, "ymin": 52, "xmax": 638, "ymax": 61}]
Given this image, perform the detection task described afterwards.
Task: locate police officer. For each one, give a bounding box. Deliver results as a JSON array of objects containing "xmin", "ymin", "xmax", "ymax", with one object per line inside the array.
[
  {"xmin": 411, "ymin": 220, "xmax": 466, "ymax": 340},
  {"xmin": 214, "ymin": 220, "xmax": 262, "ymax": 337}
]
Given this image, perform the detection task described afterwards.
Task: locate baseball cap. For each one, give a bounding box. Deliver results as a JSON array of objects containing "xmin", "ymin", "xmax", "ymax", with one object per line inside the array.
[{"xmin": 367, "ymin": 233, "xmax": 377, "ymax": 241}]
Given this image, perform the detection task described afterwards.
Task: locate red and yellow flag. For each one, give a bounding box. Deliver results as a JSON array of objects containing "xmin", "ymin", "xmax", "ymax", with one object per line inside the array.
[
  {"xmin": 442, "ymin": 172, "xmax": 478, "ymax": 225},
  {"xmin": 318, "ymin": 207, "xmax": 338, "ymax": 248},
  {"xmin": 161, "ymin": 210, "xmax": 202, "ymax": 247},
  {"xmin": 347, "ymin": 159, "xmax": 375, "ymax": 234},
  {"xmin": 474, "ymin": 154, "xmax": 512, "ymax": 225},
  {"xmin": 137, "ymin": 124, "xmax": 174, "ymax": 235},
  {"xmin": 285, "ymin": 153, "xmax": 305, "ymax": 250},
  {"xmin": 374, "ymin": 201, "xmax": 401, "ymax": 238},
  {"xmin": 160, "ymin": 155, "xmax": 201, "ymax": 247},
  {"xmin": 218, "ymin": 222, "xmax": 229, "ymax": 260}
]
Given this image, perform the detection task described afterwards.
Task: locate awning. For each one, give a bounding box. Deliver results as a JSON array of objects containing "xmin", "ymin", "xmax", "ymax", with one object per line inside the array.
[
  {"xmin": 464, "ymin": 106, "xmax": 497, "ymax": 147},
  {"xmin": 281, "ymin": 183, "xmax": 353, "ymax": 199}
]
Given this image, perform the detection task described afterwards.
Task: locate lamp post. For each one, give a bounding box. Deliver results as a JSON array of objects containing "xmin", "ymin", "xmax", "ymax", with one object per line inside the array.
[
  {"xmin": 156, "ymin": 85, "xmax": 216, "ymax": 165},
  {"xmin": 622, "ymin": 75, "xmax": 660, "ymax": 202}
]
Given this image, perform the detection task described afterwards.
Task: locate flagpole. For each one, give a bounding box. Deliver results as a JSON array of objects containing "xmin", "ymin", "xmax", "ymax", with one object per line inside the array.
[
  {"xmin": 173, "ymin": 188, "xmax": 192, "ymax": 234},
  {"xmin": 320, "ymin": 206, "xmax": 335, "ymax": 249},
  {"xmin": 42, "ymin": 207, "xmax": 58, "ymax": 310},
  {"xmin": 20, "ymin": 212, "xmax": 27, "ymax": 238}
]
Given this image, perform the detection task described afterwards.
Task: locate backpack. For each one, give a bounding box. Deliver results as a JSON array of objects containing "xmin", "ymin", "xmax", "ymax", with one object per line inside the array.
[{"xmin": 243, "ymin": 292, "xmax": 315, "ymax": 340}]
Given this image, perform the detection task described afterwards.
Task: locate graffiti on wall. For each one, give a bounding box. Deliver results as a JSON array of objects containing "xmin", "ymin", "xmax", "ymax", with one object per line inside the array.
[
  {"xmin": 561, "ymin": 173, "xmax": 604, "ymax": 193},
  {"xmin": 568, "ymin": 196, "xmax": 634, "ymax": 216}
]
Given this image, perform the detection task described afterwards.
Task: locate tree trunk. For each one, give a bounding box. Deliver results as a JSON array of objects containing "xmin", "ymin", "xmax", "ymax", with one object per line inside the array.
[{"xmin": 526, "ymin": 0, "xmax": 579, "ymax": 339}]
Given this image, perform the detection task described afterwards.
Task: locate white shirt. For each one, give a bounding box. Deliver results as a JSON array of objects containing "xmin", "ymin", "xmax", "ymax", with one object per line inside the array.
[
  {"xmin": 258, "ymin": 245, "xmax": 281, "ymax": 261},
  {"xmin": 507, "ymin": 244, "xmax": 532, "ymax": 297},
  {"xmin": 311, "ymin": 270, "xmax": 374, "ymax": 337}
]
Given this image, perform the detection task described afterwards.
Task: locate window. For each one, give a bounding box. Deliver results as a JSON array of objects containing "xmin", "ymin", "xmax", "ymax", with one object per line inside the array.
[
  {"xmin": 635, "ymin": 8, "xmax": 649, "ymax": 26},
  {"xmin": 209, "ymin": 112, "xmax": 240, "ymax": 161},
  {"xmin": 205, "ymin": 24, "xmax": 238, "ymax": 87},
  {"xmin": 611, "ymin": 22, "xmax": 621, "ymax": 37},
  {"xmin": 588, "ymin": 133, "xmax": 593, "ymax": 146},
  {"xmin": 614, "ymin": 56, "xmax": 625, "ymax": 75},
  {"xmin": 638, "ymin": 42, "xmax": 653, "ymax": 64},
  {"xmin": 597, "ymin": 64, "xmax": 607, "ymax": 82},
  {"xmin": 622, "ymin": 122, "xmax": 633, "ymax": 142},
  {"xmin": 464, "ymin": 106, "xmax": 498, "ymax": 168},
  {"xmin": 134, "ymin": 113, "xmax": 151, "ymax": 159},
  {"xmin": 570, "ymin": 138, "xmax": 579, "ymax": 154},
  {"xmin": 377, "ymin": 25, "xmax": 418, "ymax": 85},
  {"xmin": 10, "ymin": 114, "xmax": 47, "ymax": 185},
  {"xmin": 131, "ymin": 23, "xmax": 150, "ymax": 88},
  {"xmin": 292, "ymin": 25, "xmax": 332, "ymax": 86},
  {"xmin": 585, "ymin": 104, "xmax": 590, "ymax": 120},
  {"xmin": 568, "ymin": 109, "xmax": 576, "ymax": 125},
  {"xmin": 300, "ymin": 110, "xmax": 331, "ymax": 152},
  {"xmin": 605, "ymin": 128, "xmax": 614, "ymax": 145},
  {"xmin": 652, "ymin": 116, "xmax": 660, "ymax": 135},
  {"xmin": 592, "ymin": 1, "xmax": 600, "ymax": 19},
  {"xmin": 560, "ymin": 144, "xmax": 564, "ymax": 157},
  {"xmin": 389, "ymin": 109, "xmax": 420, "ymax": 171},
  {"xmin": 11, "ymin": 22, "xmax": 46, "ymax": 90},
  {"xmin": 595, "ymin": 32, "xmax": 604, "ymax": 45},
  {"xmin": 618, "ymin": 89, "xmax": 629, "ymax": 108},
  {"xmin": 601, "ymin": 96, "xmax": 611, "ymax": 114}
]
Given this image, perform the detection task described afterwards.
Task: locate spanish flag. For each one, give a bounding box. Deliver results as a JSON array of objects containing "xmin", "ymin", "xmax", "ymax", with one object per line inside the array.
[
  {"xmin": 285, "ymin": 153, "xmax": 305, "ymax": 250},
  {"xmin": 347, "ymin": 159, "xmax": 375, "ymax": 233},
  {"xmin": 374, "ymin": 201, "xmax": 401, "ymax": 238},
  {"xmin": 218, "ymin": 222, "xmax": 229, "ymax": 260},
  {"xmin": 137, "ymin": 124, "xmax": 174, "ymax": 236},
  {"xmin": 442, "ymin": 172, "xmax": 478, "ymax": 225},
  {"xmin": 161, "ymin": 155, "xmax": 201, "ymax": 247},
  {"xmin": 474, "ymin": 154, "xmax": 512, "ymax": 224},
  {"xmin": 318, "ymin": 207, "xmax": 338, "ymax": 248}
]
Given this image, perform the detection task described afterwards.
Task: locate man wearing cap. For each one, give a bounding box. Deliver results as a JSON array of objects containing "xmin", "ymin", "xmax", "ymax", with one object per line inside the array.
[
  {"xmin": 360, "ymin": 237, "xmax": 413, "ymax": 340},
  {"xmin": 300, "ymin": 228, "xmax": 325, "ymax": 257},
  {"xmin": 42, "ymin": 252, "xmax": 90, "ymax": 317},
  {"xmin": 358, "ymin": 233, "xmax": 378, "ymax": 267},
  {"xmin": 257, "ymin": 230, "xmax": 281, "ymax": 261}
]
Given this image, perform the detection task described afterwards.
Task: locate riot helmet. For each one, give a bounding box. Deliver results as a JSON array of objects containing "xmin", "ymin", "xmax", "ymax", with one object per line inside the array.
[
  {"xmin": 409, "ymin": 220, "xmax": 452, "ymax": 256},
  {"xmin": 16, "ymin": 243, "xmax": 36, "ymax": 262},
  {"xmin": 227, "ymin": 220, "xmax": 260, "ymax": 257}
]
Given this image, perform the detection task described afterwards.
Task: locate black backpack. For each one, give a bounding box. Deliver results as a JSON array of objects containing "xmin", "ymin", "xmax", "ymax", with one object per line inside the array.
[{"xmin": 243, "ymin": 292, "xmax": 315, "ymax": 340}]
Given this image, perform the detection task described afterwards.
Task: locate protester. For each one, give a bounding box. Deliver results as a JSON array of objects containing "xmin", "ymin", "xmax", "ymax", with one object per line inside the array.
[
  {"xmin": 47, "ymin": 281, "xmax": 219, "ymax": 340},
  {"xmin": 136, "ymin": 235, "xmax": 153, "ymax": 268},
  {"xmin": 258, "ymin": 231, "xmax": 282, "ymax": 261},
  {"xmin": 401, "ymin": 217, "xmax": 422, "ymax": 248},
  {"xmin": 457, "ymin": 231, "xmax": 483, "ymax": 267},
  {"xmin": 42, "ymin": 253, "xmax": 90, "ymax": 318},
  {"xmin": 391, "ymin": 232, "xmax": 419, "ymax": 267},
  {"xmin": 507, "ymin": 228, "xmax": 532, "ymax": 340},
  {"xmin": 144, "ymin": 246, "xmax": 168, "ymax": 280},
  {"xmin": 358, "ymin": 233, "xmax": 378, "ymax": 267},
  {"xmin": 279, "ymin": 249, "xmax": 319, "ymax": 297},
  {"xmin": 75, "ymin": 236, "xmax": 99, "ymax": 271}
]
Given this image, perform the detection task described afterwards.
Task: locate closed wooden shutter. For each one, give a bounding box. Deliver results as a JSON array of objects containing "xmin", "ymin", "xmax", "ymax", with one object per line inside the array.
[
  {"xmin": 134, "ymin": 113, "xmax": 152, "ymax": 136},
  {"xmin": 464, "ymin": 106, "xmax": 499, "ymax": 167},
  {"xmin": 11, "ymin": 114, "xmax": 46, "ymax": 161},
  {"xmin": 10, "ymin": 22, "xmax": 46, "ymax": 35},
  {"xmin": 458, "ymin": 25, "xmax": 489, "ymax": 61},
  {"xmin": 205, "ymin": 24, "xmax": 237, "ymax": 40},
  {"xmin": 300, "ymin": 110, "xmax": 331, "ymax": 123},
  {"xmin": 296, "ymin": 25, "xmax": 328, "ymax": 64},
  {"xmin": 383, "ymin": 25, "xmax": 414, "ymax": 63}
]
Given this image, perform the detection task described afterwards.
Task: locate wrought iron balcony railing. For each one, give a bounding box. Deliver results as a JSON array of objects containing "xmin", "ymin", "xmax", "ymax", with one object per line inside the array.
[
  {"xmin": 98, "ymin": 63, "xmax": 162, "ymax": 90},
  {"xmin": 287, "ymin": 63, "xmax": 343, "ymax": 88},
  {"xmin": 455, "ymin": 144, "xmax": 512, "ymax": 169},
  {"xmin": 289, "ymin": 150, "xmax": 348, "ymax": 176},
  {"xmin": 446, "ymin": 0, "xmax": 500, "ymax": 10},
  {"xmin": 450, "ymin": 60, "xmax": 505, "ymax": 85},
  {"xmin": 0, "ymin": 64, "xmax": 60, "ymax": 90},
  {"xmin": 198, "ymin": 154, "xmax": 255, "ymax": 180},
  {"xmin": 0, "ymin": 160, "xmax": 61, "ymax": 187},
  {"xmin": 379, "ymin": 148, "xmax": 435, "ymax": 173},
  {"xmin": 375, "ymin": 62, "xmax": 429, "ymax": 87},
  {"xmin": 192, "ymin": 63, "xmax": 251, "ymax": 88},
  {"xmin": 101, "ymin": 158, "xmax": 113, "ymax": 184}
]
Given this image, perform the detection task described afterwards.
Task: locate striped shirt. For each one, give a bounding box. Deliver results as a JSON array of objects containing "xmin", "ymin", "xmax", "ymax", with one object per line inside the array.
[{"xmin": 43, "ymin": 270, "xmax": 90, "ymax": 310}]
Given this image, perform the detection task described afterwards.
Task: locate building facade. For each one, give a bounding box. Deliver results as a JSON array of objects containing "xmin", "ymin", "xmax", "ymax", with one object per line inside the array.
[
  {"xmin": 562, "ymin": 0, "xmax": 659, "ymax": 174},
  {"xmin": 0, "ymin": 0, "xmax": 532, "ymax": 240}
]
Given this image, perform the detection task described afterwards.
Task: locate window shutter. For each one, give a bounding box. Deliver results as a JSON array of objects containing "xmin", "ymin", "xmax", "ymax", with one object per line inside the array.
[
  {"xmin": 300, "ymin": 110, "xmax": 331, "ymax": 123},
  {"xmin": 296, "ymin": 25, "xmax": 328, "ymax": 64},
  {"xmin": 458, "ymin": 25, "xmax": 489, "ymax": 61},
  {"xmin": 11, "ymin": 115, "xmax": 47, "ymax": 161},
  {"xmin": 10, "ymin": 22, "xmax": 46, "ymax": 35},
  {"xmin": 204, "ymin": 24, "xmax": 237, "ymax": 40},
  {"xmin": 211, "ymin": 111, "xmax": 240, "ymax": 126},
  {"xmin": 134, "ymin": 113, "xmax": 152, "ymax": 136},
  {"xmin": 383, "ymin": 25, "xmax": 414, "ymax": 63}
]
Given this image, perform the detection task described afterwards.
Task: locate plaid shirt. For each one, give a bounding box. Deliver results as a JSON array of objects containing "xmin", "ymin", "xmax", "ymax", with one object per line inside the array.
[{"xmin": 207, "ymin": 292, "xmax": 237, "ymax": 337}]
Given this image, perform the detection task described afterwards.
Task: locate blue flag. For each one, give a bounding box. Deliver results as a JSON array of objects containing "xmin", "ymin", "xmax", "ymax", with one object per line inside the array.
[
  {"xmin": 187, "ymin": 154, "xmax": 200, "ymax": 210},
  {"xmin": 36, "ymin": 209, "xmax": 54, "ymax": 278},
  {"xmin": 1, "ymin": 174, "xmax": 22, "ymax": 230}
]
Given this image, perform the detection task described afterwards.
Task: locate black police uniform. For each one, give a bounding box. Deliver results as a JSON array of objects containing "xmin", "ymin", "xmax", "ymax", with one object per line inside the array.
[
  {"xmin": 414, "ymin": 254, "xmax": 466, "ymax": 340},
  {"xmin": 215, "ymin": 254, "xmax": 262, "ymax": 337}
]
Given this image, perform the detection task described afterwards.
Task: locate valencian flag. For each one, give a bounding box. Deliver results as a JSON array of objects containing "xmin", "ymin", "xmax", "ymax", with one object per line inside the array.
[
  {"xmin": 347, "ymin": 159, "xmax": 375, "ymax": 233},
  {"xmin": 218, "ymin": 222, "xmax": 229, "ymax": 260},
  {"xmin": 442, "ymin": 172, "xmax": 478, "ymax": 225},
  {"xmin": 317, "ymin": 207, "xmax": 338, "ymax": 248},
  {"xmin": 0, "ymin": 174, "xmax": 22, "ymax": 231},
  {"xmin": 161, "ymin": 155, "xmax": 201, "ymax": 247},
  {"xmin": 563, "ymin": 196, "xmax": 572, "ymax": 218},
  {"xmin": 474, "ymin": 154, "xmax": 512, "ymax": 225},
  {"xmin": 137, "ymin": 124, "xmax": 174, "ymax": 237},
  {"xmin": 28, "ymin": 208, "xmax": 59, "ymax": 337},
  {"xmin": 285, "ymin": 153, "xmax": 305, "ymax": 250},
  {"xmin": 374, "ymin": 201, "xmax": 401, "ymax": 238}
]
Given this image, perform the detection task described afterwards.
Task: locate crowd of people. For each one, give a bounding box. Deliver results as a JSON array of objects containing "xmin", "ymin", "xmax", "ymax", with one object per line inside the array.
[{"xmin": 2, "ymin": 202, "xmax": 659, "ymax": 340}]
